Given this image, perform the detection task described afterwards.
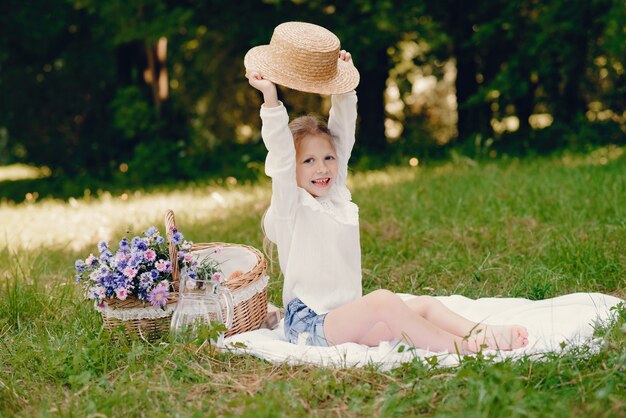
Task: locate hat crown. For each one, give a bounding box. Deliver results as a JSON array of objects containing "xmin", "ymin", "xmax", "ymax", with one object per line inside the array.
[
  {"xmin": 244, "ymin": 21, "xmax": 359, "ymax": 94},
  {"xmin": 269, "ymin": 22, "xmax": 340, "ymax": 82}
]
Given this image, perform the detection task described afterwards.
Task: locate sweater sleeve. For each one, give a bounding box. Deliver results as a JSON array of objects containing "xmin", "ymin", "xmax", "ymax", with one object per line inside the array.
[
  {"xmin": 260, "ymin": 102, "xmax": 299, "ymax": 223},
  {"xmin": 327, "ymin": 91, "xmax": 358, "ymax": 186}
]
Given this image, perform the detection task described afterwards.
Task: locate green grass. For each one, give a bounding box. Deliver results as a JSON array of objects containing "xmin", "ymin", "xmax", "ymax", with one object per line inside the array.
[{"xmin": 1, "ymin": 146, "xmax": 625, "ymax": 417}]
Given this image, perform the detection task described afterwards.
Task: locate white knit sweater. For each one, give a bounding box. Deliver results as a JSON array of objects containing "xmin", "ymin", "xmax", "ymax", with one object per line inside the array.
[{"xmin": 260, "ymin": 91, "xmax": 362, "ymax": 314}]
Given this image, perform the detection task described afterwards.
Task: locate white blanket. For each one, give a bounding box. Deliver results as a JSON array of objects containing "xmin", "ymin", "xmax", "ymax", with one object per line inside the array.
[{"xmin": 224, "ymin": 293, "xmax": 623, "ymax": 370}]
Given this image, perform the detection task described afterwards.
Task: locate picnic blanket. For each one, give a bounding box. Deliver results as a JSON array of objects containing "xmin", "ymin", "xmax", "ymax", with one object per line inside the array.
[{"xmin": 224, "ymin": 292, "xmax": 624, "ymax": 370}]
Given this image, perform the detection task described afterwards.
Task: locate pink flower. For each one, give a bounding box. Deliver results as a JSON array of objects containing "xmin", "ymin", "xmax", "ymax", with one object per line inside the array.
[
  {"xmin": 155, "ymin": 259, "xmax": 168, "ymax": 272},
  {"xmin": 123, "ymin": 267, "xmax": 138, "ymax": 279},
  {"xmin": 214, "ymin": 247, "xmax": 222, "ymax": 255},
  {"xmin": 115, "ymin": 288, "xmax": 129, "ymax": 300},
  {"xmin": 184, "ymin": 253, "xmax": 192, "ymax": 262},
  {"xmin": 213, "ymin": 272, "xmax": 222, "ymax": 282},
  {"xmin": 144, "ymin": 249, "xmax": 156, "ymax": 262},
  {"xmin": 85, "ymin": 254, "xmax": 97, "ymax": 266}
]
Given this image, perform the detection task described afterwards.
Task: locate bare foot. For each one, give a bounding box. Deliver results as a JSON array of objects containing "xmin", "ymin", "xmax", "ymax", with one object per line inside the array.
[{"xmin": 464, "ymin": 324, "xmax": 529, "ymax": 353}]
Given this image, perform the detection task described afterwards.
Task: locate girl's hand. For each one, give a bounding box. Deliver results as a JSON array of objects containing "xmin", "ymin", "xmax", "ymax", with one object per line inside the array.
[
  {"xmin": 246, "ymin": 71, "xmax": 279, "ymax": 107},
  {"xmin": 339, "ymin": 50, "xmax": 353, "ymax": 64},
  {"xmin": 246, "ymin": 71, "xmax": 275, "ymax": 92}
]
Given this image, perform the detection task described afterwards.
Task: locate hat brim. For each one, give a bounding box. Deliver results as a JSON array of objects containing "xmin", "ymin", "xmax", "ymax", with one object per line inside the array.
[{"xmin": 244, "ymin": 45, "xmax": 360, "ymax": 95}]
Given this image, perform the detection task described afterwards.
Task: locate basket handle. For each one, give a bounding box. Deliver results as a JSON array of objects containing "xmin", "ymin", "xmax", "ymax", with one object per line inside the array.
[{"xmin": 164, "ymin": 209, "xmax": 180, "ymax": 289}]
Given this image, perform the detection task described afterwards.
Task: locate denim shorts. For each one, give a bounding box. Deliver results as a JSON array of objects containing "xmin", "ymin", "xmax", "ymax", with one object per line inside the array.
[{"xmin": 284, "ymin": 298, "xmax": 329, "ymax": 347}]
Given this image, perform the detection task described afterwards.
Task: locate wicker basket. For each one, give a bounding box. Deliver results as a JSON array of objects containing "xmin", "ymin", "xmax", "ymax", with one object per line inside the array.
[
  {"xmin": 166, "ymin": 210, "xmax": 268, "ymax": 337},
  {"xmin": 100, "ymin": 300, "xmax": 176, "ymax": 341},
  {"xmin": 99, "ymin": 214, "xmax": 183, "ymax": 342},
  {"xmin": 101, "ymin": 282, "xmax": 179, "ymax": 342}
]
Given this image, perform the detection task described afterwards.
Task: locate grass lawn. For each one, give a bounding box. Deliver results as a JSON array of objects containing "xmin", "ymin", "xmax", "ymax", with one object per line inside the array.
[{"xmin": 1, "ymin": 146, "xmax": 625, "ymax": 417}]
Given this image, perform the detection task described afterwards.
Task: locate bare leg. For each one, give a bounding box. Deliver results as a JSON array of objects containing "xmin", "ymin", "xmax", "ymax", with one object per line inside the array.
[
  {"xmin": 405, "ymin": 296, "xmax": 529, "ymax": 350},
  {"xmin": 325, "ymin": 290, "xmax": 471, "ymax": 353},
  {"xmin": 324, "ymin": 290, "xmax": 528, "ymax": 353}
]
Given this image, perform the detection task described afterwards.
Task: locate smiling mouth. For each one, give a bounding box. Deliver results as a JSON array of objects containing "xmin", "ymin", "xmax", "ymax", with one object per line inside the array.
[{"xmin": 312, "ymin": 177, "xmax": 331, "ymax": 187}]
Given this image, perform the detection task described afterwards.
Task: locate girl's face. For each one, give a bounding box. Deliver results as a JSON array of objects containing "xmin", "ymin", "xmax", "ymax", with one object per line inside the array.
[{"xmin": 295, "ymin": 134, "xmax": 338, "ymax": 198}]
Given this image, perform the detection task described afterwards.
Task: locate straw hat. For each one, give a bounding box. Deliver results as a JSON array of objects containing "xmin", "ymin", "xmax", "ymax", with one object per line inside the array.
[{"xmin": 244, "ymin": 21, "xmax": 360, "ymax": 95}]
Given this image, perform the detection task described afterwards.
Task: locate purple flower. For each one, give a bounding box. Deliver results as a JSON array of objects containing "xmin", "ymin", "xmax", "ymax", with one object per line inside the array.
[
  {"xmin": 131, "ymin": 236, "xmax": 148, "ymax": 251},
  {"xmin": 148, "ymin": 282, "xmax": 169, "ymax": 308},
  {"xmin": 100, "ymin": 250, "xmax": 113, "ymax": 263},
  {"xmin": 119, "ymin": 238, "xmax": 129, "ymax": 249},
  {"xmin": 144, "ymin": 226, "xmax": 158, "ymax": 237},
  {"xmin": 101, "ymin": 274, "xmax": 116, "ymax": 288},
  {"xmin": 75, "ymin": 259, "xmax": 85, "ymax": 272},
  {"xmin": 116, "ymin": 260, "xmax": 127, "ymax": 272},
  {"xmin": 129, "ymin": 251, "xmax": 144, "ymax": 268},
  {"xmin": 171, "ymin": 232, "xmax": 183, "ymax": 245},
  {"xmin": 97, "ymin": 241, "xmax": 109, "ymax": 254},
  {"xmin": 139, "ymin": 272, "xmax": 153, "ymax": 289},
  {"xmin": 156, "ymin": 236, "xmax": 165, "ymax": 244}
]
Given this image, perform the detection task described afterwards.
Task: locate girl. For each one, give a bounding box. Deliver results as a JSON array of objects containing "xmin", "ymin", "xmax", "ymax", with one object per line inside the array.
[{"xmin": 246, "ymin": 50, "xmax": 528, "ymax": 354}]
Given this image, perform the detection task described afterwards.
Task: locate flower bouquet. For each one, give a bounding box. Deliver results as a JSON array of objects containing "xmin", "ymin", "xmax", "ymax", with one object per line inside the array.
[{"xmin": 75, "ymin": 225, "xmax": 220, "ymax": 341}]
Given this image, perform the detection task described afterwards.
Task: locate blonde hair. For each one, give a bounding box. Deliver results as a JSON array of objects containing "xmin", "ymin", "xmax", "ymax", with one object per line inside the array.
[
  {"xmin": 261, "ymin": 210, "xmax": 278, "ymax": 278},
  {"xmin": 288, "ymin": 115, "xmax": 334, "ymax": 147}
]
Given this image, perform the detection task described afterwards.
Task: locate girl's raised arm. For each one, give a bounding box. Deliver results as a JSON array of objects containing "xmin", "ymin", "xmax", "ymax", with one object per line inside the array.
[{"xmin": 328, "ymin": 51, "xmax": 358, "ymax": 187}]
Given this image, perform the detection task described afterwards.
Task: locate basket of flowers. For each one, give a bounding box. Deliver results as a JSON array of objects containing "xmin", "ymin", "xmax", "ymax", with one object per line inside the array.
[
  {"xmin": 165, "ymin": 210, "xmax": 268, "ymax": 337},
  {"xmin": 74, "ymin": 220, "xmax": 204, "ymax": 341}
]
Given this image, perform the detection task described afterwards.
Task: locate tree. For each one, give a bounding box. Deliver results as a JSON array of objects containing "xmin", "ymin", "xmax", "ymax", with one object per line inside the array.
[
  {"xmin": 424, "ymin": 0, "xmax": 513, "ymax": 143},
  {"xmin": 425, "ymin": 0, "xmax": 624, "ymax": 150},
  {"xmin": 0, "ymin": 0, "xmax": 118, "ymax": 175}
]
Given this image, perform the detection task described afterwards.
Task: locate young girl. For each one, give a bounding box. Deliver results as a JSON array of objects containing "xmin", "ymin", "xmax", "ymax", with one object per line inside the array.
[{"xmin": 246, "ymin": 51, "xmax": 528, "ymax": 354}]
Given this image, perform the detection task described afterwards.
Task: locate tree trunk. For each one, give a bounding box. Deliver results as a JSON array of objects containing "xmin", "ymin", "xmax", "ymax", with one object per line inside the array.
[
  {"xmin": 448, "ymin": 2, "xmax": 491, "ymax": 143},
  {"xmin": 145, "ymin": 40, "xmax": 160, "ymax": 118},
  {"xmin": 115, "ymin": 41, "xmax": 145, "ymax": 86},
  {"xmin": 552, "ymin": 1, "xmax": 595, "ymax": 126},
  {"xmin": 454, "ymin": 48, "xmax": 481, "ymax": 141},
  {"xmin": 356, "ymin": 47, "xmax": 389, "ymax": 153}
]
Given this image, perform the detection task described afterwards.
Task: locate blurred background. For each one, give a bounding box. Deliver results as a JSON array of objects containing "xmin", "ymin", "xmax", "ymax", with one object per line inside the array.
[{"xmin": 1, "ymin": 0, "xmax": 624, "ymax": 201}]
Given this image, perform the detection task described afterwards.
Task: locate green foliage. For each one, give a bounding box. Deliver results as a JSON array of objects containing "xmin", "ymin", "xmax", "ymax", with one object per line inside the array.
[
  {"xmin": 0, "ymin": 0, "xmax": 118, "ymax": 175},
  {"xmin": 76, "ymin": 0, "xmax": 193, "ymax": 43},
  {"xmin": 111, "ymin": 86, "xmax": 156, "ymax": 140}
]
